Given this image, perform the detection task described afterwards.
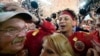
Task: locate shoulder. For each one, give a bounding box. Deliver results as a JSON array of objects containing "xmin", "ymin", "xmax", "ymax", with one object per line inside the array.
[{"xmin": 26, "ymin": 29, "xmax": 40, "ymax": 37}]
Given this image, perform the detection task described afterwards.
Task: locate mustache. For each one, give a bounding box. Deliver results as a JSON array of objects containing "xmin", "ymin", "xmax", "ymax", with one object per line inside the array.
[{"xmin": 11, "ymin": 37, "xmax": 25, "ymax": 44}]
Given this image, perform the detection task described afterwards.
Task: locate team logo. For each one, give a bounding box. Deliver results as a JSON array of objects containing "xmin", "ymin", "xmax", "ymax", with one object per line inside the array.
[{"xmin": 74, "ymin": 41, "xmax": 85, "ymax": 51}]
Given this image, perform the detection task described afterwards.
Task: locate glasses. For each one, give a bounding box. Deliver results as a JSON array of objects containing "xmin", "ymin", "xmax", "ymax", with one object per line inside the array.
[
  {"xmin": 0, "ymin": 27, "xmax": 28, "ymax": 36},
  {"xmin": 0, "ymin": 3, "xmax": 5, "ymax": 12},
  {"xmin": 0, "ymin": 3, "xmax": 15, "ymax": 12}
]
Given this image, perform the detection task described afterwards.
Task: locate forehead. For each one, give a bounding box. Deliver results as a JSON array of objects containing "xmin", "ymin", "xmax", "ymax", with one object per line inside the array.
[
  {"xmin": 0, "ymin": 18, "xmax": 26, "ymax": 29},
  {"xmin": 59, "ymin": 14, "xmax": 72, "ymax": 18}
]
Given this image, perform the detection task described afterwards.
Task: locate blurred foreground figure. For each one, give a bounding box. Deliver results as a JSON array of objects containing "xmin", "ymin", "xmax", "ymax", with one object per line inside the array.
[
  {"xmin": 40, "ymin": 33, "xmax": 75, "ymax": 56},
  {"xmin": 0, "ymin": 9, "xmax": 33, "ymax": 56},
  {"xmin": 1, "ymin": 2, "xmax": 56, "ymax": 56},
  {"xmin": 0, "ymin": 2, "xmax": 34, "ymax": 56}
]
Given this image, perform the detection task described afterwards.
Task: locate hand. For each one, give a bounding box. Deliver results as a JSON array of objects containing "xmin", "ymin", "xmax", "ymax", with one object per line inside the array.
[
  {"xmin": 91, "ymin": 40, "xmax": 100, "ymax": 54},
  {"xmin": 86, "ymin": 48, "xmax": 99, "ymax": 56},
  {"xmin": 16, "ymin": 49, "xmax": 28, "ymax": 56}
]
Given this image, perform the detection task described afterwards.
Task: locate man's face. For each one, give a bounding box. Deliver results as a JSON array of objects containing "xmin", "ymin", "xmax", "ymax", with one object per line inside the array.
[
  {"xmin": 40, "ymin": 40, "xmax": 59, "ymax": 56},
  {"xmin": 58, "ymin": 14, "xmax": 73, "ymax": 32},
  {"xmin": 0, "ymin": 18, "xmax": 27, "ymax": 54}
]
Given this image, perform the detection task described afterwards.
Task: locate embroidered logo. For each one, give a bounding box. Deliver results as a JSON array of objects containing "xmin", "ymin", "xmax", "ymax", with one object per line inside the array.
[{"xmin": 74, "ymin": 41, "xmax": 85, "ymax": 51}]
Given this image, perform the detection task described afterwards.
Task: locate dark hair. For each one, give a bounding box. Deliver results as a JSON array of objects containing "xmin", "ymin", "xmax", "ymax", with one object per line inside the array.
[
  {"xmin": 51, "ymin": 13, "xmax": 56, "ymax": 19},
  {"xmin": 61, "ymin": 9, "xmax": 77, "ymax": 20},
  {"xmin": 79, "ymin": 9, "xmax": 87, "ymax": 16},
  {"xmin": 45, "ymin": 17, "xmax": 52, "ymax": 22},
  {"xmin": 96, "ymin": 7, "xmax": 100, "ymax": 14}
]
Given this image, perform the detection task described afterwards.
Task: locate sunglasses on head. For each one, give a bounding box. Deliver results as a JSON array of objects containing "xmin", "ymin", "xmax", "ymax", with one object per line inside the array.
[{"xmin": 0, "ymin": 3, "xmax": 16, "ymax": 12}]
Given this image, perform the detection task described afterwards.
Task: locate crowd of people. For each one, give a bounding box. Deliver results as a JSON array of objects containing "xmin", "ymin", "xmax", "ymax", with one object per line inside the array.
[{"xmin": 0, "ymin": 1, "xmax": 100, "ymax": 56}]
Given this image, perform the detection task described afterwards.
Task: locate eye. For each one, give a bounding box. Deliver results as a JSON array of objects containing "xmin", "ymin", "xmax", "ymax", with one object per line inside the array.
[
  {"xmin": 59, "ymin": 17, "xmax": 62, "ymax": 21},
  {"xmin": 6, "ymin": 27, "xmax": 17, "ymax": 33},
  {"xmin": 7, "ymin": 28, "xmax": 16, "ymax": 31},
  {"xmin": 46, "ymin": 49, "xmax": 54, "ymax": 54},
  {"xmin": 64, "ymin": 17, "xmax": 68, "ymax": 20}
]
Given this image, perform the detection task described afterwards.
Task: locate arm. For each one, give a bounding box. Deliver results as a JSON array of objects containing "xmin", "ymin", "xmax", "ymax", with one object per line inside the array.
[
  {"xmin": 16, "ymin": 49, "xmax": 28, "ymax": 56},
  {"xmin": 4, "ymin": 2, "xmax": 56, "ymax": 33},
  {"xmin": 91, "ymin": 40, "xmax": 100, "ymax": 54}
]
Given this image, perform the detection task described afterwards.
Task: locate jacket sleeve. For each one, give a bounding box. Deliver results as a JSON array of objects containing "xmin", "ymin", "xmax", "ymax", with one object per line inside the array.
[{"xmin": 39, "ymin": 20, "xmax": 56, "ymax": 34}]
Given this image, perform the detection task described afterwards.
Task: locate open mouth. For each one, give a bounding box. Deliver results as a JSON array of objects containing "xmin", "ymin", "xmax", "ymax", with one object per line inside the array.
[
  {"xmin": 60, "ymin": 25, "xmax": 66, "ymax": 28},
  {"xmin": 12, "ymin": 38, "xmax": 24, "ymax": 44}
]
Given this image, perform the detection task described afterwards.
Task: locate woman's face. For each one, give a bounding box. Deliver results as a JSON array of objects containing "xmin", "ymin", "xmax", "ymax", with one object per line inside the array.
[
  {"xmin": 0, "ymin": 18, "xmax": 27, "ymax": 54},
  {"xmin": 40, "ymin": 40, "xmax": 59, "ymax": 56}
]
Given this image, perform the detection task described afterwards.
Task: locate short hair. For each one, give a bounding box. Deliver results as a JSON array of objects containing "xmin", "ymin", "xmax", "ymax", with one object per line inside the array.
[{"xmin": 60, "ymin": 9, "xmax": 77, "ymax": 20}]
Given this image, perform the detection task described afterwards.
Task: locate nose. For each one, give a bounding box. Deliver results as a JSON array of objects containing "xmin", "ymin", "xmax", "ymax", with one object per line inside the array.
[
  {"xmin": 17, "ymin": 30, "xmax": 26, "ymax": 38},
  {"xmin": 60, "ymin": 18, "xmax": 65, "ymax": 23}
]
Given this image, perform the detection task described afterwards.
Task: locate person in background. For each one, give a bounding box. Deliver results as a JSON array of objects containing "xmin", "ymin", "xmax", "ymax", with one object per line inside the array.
[
  {"xmin": 40, "ymin": 33, "xmax": 75, "ymax": 56},
  {"xmin": 87, "ymin": 13, "xmax": 100, "ymax": 56},
  {"xmin": 24, "ymin": 13, "xmax": 56, "ymax": 56}
]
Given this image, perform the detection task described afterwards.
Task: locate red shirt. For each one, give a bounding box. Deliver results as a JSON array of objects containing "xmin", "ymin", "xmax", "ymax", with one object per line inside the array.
[
  {"xmin": 91, "ymin": 30, "xmax": 100, "ymax": 43},
  {"xmin": 24, "ymin": 20, "xmax": 56, "ymax": 56},
  {"xmin": 68, "ymin": 31, "xmax": 93, "ymax": 56}
]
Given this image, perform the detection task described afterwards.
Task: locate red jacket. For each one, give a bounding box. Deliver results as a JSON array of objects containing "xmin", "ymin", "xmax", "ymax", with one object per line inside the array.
[{"xmin": 24, "ymin": 20, "xmax": 56, "ymax": 56}]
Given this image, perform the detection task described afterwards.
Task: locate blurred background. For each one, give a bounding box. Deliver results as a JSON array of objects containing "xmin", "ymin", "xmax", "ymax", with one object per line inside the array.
[{"xmin": 0, "ymin": 0, "xmax": 100, "ymax": 18}]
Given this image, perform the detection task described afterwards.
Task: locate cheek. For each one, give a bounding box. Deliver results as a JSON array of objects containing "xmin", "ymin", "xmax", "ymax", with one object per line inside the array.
[
  {"xmin": 0, "ymin": 33, "xmax": 14, "ymax": 49},
  {"xmin": 67, "ymin": 21, "xmax": 72, "ymax": 26}
]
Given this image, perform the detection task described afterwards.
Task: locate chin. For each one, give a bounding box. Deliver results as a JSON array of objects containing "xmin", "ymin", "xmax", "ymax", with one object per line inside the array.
[
  {"xmin": 0, "ymin": 44, "xmax": 24, "ymax": 54},
  {"xmin": 14, "ymin": 45, "xmax": 23, "ymax": 51},
  {"xmin": 9, "ymin": 46, "xmax": 23, "ymax": 54},
  {"xmin": 60, "ymin": 30, "xmax": 67, "ymax": 33}
]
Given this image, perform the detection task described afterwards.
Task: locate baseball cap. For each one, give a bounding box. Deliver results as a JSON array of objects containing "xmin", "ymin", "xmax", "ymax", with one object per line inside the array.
[{"xmin": 0, "ymin": 11, "xmax": 33, "ymax": 23}]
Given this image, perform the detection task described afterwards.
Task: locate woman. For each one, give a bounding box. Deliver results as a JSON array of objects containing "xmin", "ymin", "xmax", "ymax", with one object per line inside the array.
[{"xmin": 40, "ymin": 33, "xmax": 75, "ymax": 56}]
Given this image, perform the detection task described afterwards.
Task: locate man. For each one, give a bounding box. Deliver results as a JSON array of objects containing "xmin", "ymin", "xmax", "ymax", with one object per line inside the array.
[
  {"xmin": 2, "ymin": 2, "xmax": 56, "ymax": 56},
  {"xmin": 0, "ymin": 8, "xmax": 33, "ymax": 56},
  {"xmin": 58, "ymin": 9, "xmax": 93, "ymax": 56}
]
